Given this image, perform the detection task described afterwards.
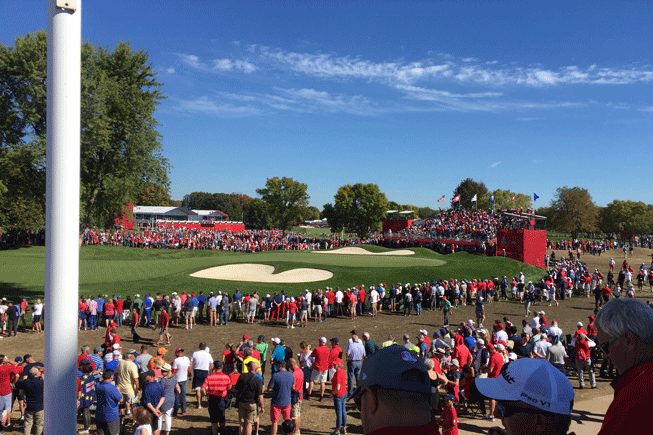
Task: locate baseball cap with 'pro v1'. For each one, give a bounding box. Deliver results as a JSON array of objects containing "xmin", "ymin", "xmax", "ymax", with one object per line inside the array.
[
  {"xmin": 475, "ymin": 358, "xmax": 574, "ymax": 415},
  {"xmin": 348, "ymin": 345, "xmax": 430, "ymax": 402}
]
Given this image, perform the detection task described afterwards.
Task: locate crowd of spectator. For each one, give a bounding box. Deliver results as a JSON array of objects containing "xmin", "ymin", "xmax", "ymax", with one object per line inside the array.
[
  {"xmin": 81, "ymin": 228, "xmax": 382, "ymax": 252},
  {"xmin": 396, "ymin": 208, "xmax": 536, "ymax": 243}
]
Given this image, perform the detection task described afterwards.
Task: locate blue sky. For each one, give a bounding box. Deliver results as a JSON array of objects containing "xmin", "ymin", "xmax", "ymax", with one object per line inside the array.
[{"xmin": 2, "ymin": 0, "xmax": 652, "ymax": 210}]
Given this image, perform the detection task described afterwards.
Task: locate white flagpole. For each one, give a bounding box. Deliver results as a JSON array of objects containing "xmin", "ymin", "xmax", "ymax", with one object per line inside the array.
[{"xmin": 46, "ymin": 1, "xmax": 81, "ymax": 434}]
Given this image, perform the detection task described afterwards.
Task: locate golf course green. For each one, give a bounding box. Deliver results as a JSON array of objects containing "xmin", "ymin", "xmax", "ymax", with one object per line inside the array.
[{"xmin": 0, "ymin": 245, "xmax": 545, "ymax": 301}]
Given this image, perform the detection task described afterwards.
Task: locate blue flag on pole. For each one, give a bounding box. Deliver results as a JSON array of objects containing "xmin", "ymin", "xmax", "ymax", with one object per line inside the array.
[
  {"xmin": 534, "ymin": 193, "xmax": 539, "ymax": 201},
  {"xmin": 490, "ymin": 194, "xmax": 495, "ymax": 203}
]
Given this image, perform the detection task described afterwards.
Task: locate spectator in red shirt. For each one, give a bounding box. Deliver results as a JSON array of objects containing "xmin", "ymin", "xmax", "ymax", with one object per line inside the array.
[
  {"xmin": 0, "ymin": 354, "xmax": 21, "ymax": 427},
  {"xmin": 328, "ymin": 338, "xmax": 342, "ymax": 373},
  {"xmin": 288, "ymin": 358, "xmax": 303, "ymax": 435},
  {"xmin": 440, "ymin": 394, "xmax": 458, "ymax": 435},
  {"xmin": 155, "ymin": 307, "xmax": 171, "ymax": 347},
  {"xmin": 308, "ymin": 337, "xmax": 330, "ymax": 402},
  {"xmin": 330, "ymin": 358, "xmax": 347, "ymax": 435},
  {"xmin": 201, "ymin": 361, "xmax": 232, "ymax": 435},
  {"xmin": 482, "ymin": 343, "xmax": 504, "ymax": 421},
  {"xmin": 574, "ymin": 333, "xmax": 596, "ymax": 389}
]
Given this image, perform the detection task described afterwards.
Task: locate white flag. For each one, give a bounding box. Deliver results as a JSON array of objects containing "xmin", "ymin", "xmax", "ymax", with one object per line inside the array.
[{"xmin": 471, "ymin": 194, "xmax": 477, "ymax": 202}]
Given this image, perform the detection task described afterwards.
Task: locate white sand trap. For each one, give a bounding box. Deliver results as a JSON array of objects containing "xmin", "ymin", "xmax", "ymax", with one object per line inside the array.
[
  {"xmin": 312, "ymin": 247, "xmax": 415, "ymax": 256},
  {"xmin": 190, "ymin": 264, "xmax": 333, "ymax": 283}
]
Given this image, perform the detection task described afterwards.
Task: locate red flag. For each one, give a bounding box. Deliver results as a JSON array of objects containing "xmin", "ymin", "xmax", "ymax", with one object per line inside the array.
[
  {"xmin": 511, "ymin": 194, "xmax": 516, "ymax": 201},
  {"xmin": 453, "ymin": 195, "xmax": 461, "ymax": 202},
  {"xmin": 437, "ymin": 195, "xmax": 445, "ymax": 202}
]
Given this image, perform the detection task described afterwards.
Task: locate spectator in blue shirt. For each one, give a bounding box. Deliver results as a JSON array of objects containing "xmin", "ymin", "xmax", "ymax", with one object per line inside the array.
[
  {"xmin": 140, "ymin": 370, "xmax": 164, "ymax": 425},
  {"xmin": 95, "ymin": 370, "xmax": 123, "ymax": 435},
  {"xmin": 270, "ymin": 338, "xmax": 286, "ymax": 374},
  {"xmin": 267, "ymin": 360, "xmax": 295, "ymax": 435}
]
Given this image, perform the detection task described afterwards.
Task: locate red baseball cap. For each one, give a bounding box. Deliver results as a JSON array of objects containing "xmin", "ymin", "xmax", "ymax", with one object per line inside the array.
[{"xmin": 243, "ymin": 334, "xmax": 250, "ymax": 340}]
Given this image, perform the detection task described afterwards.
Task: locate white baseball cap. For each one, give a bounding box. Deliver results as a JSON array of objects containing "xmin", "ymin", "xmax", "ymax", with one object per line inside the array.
[
  {"xmin": 577, "ymin": 322, "xmax": 583, "ymax": 327},
  {"xmin": 475, "ymin": 358, "xmax": 574, "ymax": 415}
]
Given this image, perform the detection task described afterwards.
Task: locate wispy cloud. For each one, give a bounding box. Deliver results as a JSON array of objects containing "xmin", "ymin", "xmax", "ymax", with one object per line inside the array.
[
  {"xmin": 170, "ymin": 46, "xmax": 652, "ymax": 116},
  {"xmin": 176, "ymin": 53, "xmax": 258, "ymax": 73},
  {"xmin": 488, "ymin": 161, "xmax": 501, "ymax": 168},
  {"xmin": 640, "ymin": 106, "xmax": 653, "ymax": 112},
  {"xmin": 245, "ymin": 45, "xmax": 653, "ymax": 87},
  {"xmin": 166, "ymin": 67, "xmax": 175, "ymax": 74},
  {"xmin": 170, "ymin": 95, "xmax": 262, "ymax": 117},
  {"xmin": 170, "ymin": 88, "xmax": 386, "ymax": 117}
]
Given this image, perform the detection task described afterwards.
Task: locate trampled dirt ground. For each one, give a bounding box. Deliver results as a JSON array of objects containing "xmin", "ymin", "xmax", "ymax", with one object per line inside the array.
[{"xmin": 3, "ymin": 247, "xmax": 652, "ymax": 435}]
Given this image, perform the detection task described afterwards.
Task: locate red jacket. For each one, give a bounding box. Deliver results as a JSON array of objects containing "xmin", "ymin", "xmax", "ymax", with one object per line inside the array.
[{"xmin": 598, "ymin": 360, "xmax": 653, "ymax": 435}]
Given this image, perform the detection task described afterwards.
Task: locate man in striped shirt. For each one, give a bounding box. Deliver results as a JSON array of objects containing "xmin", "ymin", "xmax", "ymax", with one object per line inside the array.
[{"xmin": 201, "ymin": 361, "xmax": 232, "ymax": 435}]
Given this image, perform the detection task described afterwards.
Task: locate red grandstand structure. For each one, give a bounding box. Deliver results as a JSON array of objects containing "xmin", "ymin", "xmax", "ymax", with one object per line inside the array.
[{"xmin": 495, "ymin": 210, "xmax": 547, "ymax": 268}]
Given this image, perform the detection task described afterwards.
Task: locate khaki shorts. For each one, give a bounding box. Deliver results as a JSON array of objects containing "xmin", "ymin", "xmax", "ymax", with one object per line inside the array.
[
  {"xmin": 310, "ymin": 369, "xmax": 327, "ymax": 383},
  {"xmin": 291, "ymin": 401, "xmax": 301, "ymax": 419},
  {"xmin": 123, "ymin": 393, "xmax": 137, "ymax": 404},
  {"xmin": 238, "ymin": 402, "xmax": 258, "ymax": 425},
  {"xmin": 313, "ymin": 305, "xmax": 323, "ymax": 315}
]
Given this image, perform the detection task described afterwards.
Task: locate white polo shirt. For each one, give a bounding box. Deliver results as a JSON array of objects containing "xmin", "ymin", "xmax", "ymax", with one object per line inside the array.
[
  {"xmin": 191, "ymin": 350, "xmax": 213, "ymax": 371},
  {"xmin": 172, "ymin": 356, "xmax": 191, "ymax": 382}
]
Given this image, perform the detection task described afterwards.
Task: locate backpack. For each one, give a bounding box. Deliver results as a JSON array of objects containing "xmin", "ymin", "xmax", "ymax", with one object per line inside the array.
[{"xmin": 576, "ymin": 347, "xmax": 587, "ymax": 362}]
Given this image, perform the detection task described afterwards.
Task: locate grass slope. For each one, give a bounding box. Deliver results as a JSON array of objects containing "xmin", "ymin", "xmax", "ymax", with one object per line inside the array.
[{"xmin": 0, "ymin": 245, "xmax": 545, "ymax": 301}]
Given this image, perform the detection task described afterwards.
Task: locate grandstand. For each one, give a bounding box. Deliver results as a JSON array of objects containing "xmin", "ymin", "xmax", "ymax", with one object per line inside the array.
[{"xmin": 382, "ymin": 208, "xmax": 547, "ymax": 267}]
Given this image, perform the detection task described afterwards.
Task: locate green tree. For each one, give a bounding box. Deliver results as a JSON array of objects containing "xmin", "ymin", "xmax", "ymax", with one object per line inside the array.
[
  {"xmin": 303, "ymin": 206, "xmax": 321, "ymax": 221},
  {"xmin": 418, "ymin": 206, "xmax": 438, "ymax": 219},
  {"xmin": 136, "ymin": 183, "xmax": 174, "ymax": 206},
  {"xmin": 600, "ymin": 200, "xmax": 653, "ymax": 238},
  {"xmin": 0, "ymin": 32, "xmax": 48, "ymax": 229},
  {"xmin": 452, "ymin": 178, "xmax": 490, "ymax": 209},
  {"xmin": 549, "ymin": 186, "xmax": 599, "ymax": 238},
  {"xmin": 181, "ymin": 191, "xmax": 246, "ymax": 220},
  {"xmin": 491, "ymin": 189, "xmax": 532, "ymax": 210},
  {"xmin": 330, "ymin": 183, "xmax": 389, "ymax": 239},
  {"xmin": 0, "ymin": 32, "xmax": 170, "ymax": 239},
  {"xmin": 243, "ymin": 198, "xmax": 271, "ymax": 230},
  {"xmin": 80, "ymin": 40, "xmax": 169, "ymax": 238},
  {"xmin": 256, "ymin": 177, "xmax": 310, "ymax": 230}
]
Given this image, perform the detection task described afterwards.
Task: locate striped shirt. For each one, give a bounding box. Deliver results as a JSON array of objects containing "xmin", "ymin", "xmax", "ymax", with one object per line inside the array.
[{"xmin": 202, "ymin": 371, "xmax": 232, "ymax": 397}]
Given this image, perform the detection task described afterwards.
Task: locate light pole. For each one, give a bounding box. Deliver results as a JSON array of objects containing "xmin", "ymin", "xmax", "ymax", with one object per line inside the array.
[{"xmin": 45, "ymin": 1, "xmax": 81, "ymax": 433}]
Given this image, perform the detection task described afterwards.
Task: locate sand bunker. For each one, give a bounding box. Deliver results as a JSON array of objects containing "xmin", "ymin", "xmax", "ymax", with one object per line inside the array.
[
  {"xmin": 190, "ymin": 264, "xmax": 333, "ymax": 283},
  {"xmin": 312, "ymin": 247, "xmax": 415, "ymax": 256}
]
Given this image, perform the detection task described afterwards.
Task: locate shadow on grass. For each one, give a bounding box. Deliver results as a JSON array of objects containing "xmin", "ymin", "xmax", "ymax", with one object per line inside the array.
[{"xmin": 0, "ymin": 282, "xmax": 43, "ymax": 303}]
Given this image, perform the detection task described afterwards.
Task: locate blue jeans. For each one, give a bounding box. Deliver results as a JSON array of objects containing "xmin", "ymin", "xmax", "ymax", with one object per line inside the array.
[
  {"xmin": 174, "ymin": 380, "xmax": 187, "ymax": 414},
  {"xmin": 415, "ymin": 303, "xmax": 422, "ymax": 315},
  {"xmin": 334, "ymin": 394, "xmax": 347, "ymax": 430},
  {"xmin": 89, "ymin": 315, "xmax": 97, "ymax": 330},
  {"xmin": 347, "ymin": 361, "xmax": 362, "ymax": 396},
  {"xmin": 443, "ymin": 309, "xmax": 450, "ymax": 325},
  {"xmin": 116, "ymin": 312, "xmax": 123, "ymax": 327},
  {"xmin": 220, "ymin": 310, "xmax": 228, "ymax": 325}
]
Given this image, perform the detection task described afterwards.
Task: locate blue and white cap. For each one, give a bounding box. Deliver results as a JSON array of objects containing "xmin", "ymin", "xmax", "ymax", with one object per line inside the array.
[{"xmin": 475, "ymin": 358, "xmax": 574, "ymax": 415}]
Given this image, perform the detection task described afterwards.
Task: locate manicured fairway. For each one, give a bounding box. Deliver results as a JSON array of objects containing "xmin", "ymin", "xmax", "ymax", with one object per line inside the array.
[{"xmin": 0, "ymin": 245, "xmax": 545, "ymax": 301}]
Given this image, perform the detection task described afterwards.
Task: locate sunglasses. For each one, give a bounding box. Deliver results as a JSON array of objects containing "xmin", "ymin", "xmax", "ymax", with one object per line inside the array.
[
  {"xmin": 596, "ymin": 335, "xmax": 620, "ymax": 355},
  {"xmin": 495, "ymin": 401, "xmax": 545, "ymax": 419}
]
